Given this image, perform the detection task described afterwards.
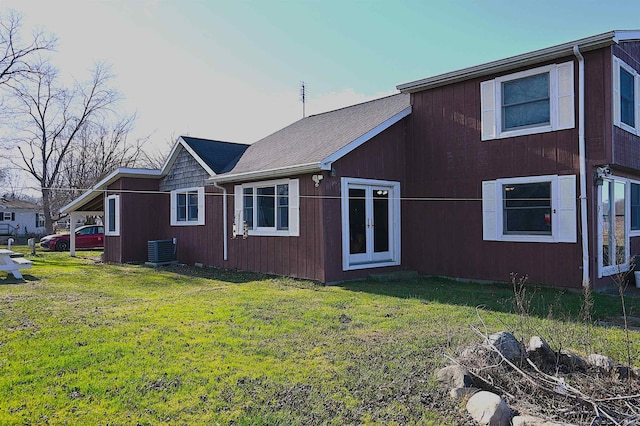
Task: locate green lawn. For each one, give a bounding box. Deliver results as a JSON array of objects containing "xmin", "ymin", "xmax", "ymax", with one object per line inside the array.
[{"xmin": 0, "ymin": 250, "xmax": 638, "ymax": 425}]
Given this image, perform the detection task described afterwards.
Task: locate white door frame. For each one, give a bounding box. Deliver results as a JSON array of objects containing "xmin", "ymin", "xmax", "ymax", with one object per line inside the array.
[
  {"xmin": 597, "ymin": 177, "xmax": 630, "ymax": 277},
  {"xmin": 341, "ymin": 177, "xmax": 401, "ymax": 271}
]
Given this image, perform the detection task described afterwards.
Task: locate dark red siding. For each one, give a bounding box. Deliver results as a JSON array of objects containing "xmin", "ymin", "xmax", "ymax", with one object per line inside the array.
[
  {"xmin": 322, "ymin": 119, "xmax": 407, "ymax": 282},
  {"xmin": 404, "ymin": 56, "xmax": 584, "ymax": 288},
  {"xmin": 222, "ymin": 174, "xmax": 326, "ymax": 281},
  {"xmin": 105, "ymin": 178, "xmax": 162, "ymax": 263}
]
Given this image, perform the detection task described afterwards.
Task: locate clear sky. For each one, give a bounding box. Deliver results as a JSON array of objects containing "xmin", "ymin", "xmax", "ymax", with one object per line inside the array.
[{"xmin": 3, "ymin": 0, "xmax": 640, "ymax": 156}]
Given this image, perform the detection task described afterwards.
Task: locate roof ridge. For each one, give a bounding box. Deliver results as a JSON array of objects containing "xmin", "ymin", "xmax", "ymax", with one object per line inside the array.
[
  {"xmin": 307, "ymin": 92, "xmax": 406, "ymax": 118},
  {"xmin": 180, "ymin": 136, "xmax": 250, "ymax": 146}
]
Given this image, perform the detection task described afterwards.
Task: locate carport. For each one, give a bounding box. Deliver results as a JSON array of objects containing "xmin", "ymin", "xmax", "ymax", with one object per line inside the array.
[
  {"xmin": 59, "ymin": 187, "xmax": 104, "ymax": 256},
  {"xmin": 60, "ymin": 168, "xmax": 162, "ymax": 256}
]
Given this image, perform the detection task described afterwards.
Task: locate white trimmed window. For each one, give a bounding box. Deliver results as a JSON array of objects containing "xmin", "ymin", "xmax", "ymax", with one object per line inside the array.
[
  {"xmin": 36, "ymin": 213, "xmax": 45, "ymax": 228},
  {"xmin": 482, "ymin": 174, "xmax": 576, "ymax": 243},
  {"xmin": 481, "ymin": 62, "xmax": 575, "ymax": 140},
  {"xmin": 105, "ymin": 194, "xmax": 120, "ymax": 236},
  {"xmin": 170, "ymin": 187, "xmax": 205, "ymax": 226},
  {"xmin": 1, "ymin": 212, "xmax": 14, "ymax": 221},
  {"xmin": 234, "ymin": 178, "xmax": 299, "ymax": 237},
  {"xmin": 613, "ymin": 57, "xmax": 640, "ymax": 134}
]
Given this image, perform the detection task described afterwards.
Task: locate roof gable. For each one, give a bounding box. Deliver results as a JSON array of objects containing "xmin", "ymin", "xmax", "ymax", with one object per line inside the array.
[
  {"xmin": 162, "ymin": 137, "xmax": 249, "ymax": 177},
  {"xmin": 213, "ymin": 94, "xmax": 411, "ymax": 183}
]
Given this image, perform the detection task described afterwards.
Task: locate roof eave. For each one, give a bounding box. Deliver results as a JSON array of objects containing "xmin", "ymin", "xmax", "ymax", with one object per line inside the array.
[
  {"xmin": 209, "ymin": 163, "xmax": 322, "ymax": 184},
  {"xmin": 397, "ymin": 31, "xmax": 640, "ymax": 93},
  {"xmin": 60, "ymin": 168, "xmax": 162, "ymax": 214}
]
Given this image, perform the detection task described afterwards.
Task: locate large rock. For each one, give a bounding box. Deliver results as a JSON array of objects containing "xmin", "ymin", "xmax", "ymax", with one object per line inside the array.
[
  {"xmin": 487, "ymin": 331, "xmax": 523, "ymax": 361},
  {"xmin": 559, "ymin": 350, "xmax": 587, "ymax": 371},
  {"xmin": 527, "ymin": 336, "xmax": 555, "ymax": 364},
  {"xmin": 460, "ymin": 343, "xmax": 499, "ymax": 367},
  {"xmin": 449, "ymin": 386, "xmax": 480, "ymax": 400},
  {"xmin": 436, "ymin": 365, "xmax": 474, "ymax": 389},
  {"xmin": 512, "ymin": 414, "xmax": 577, "ymax": 425},
  {"xmin": 587, "ymin": 354, "xmax": 614, "ymax": 373},
  {"xmin": 466, "ymin": 391, "xmax": 512, "ymax": 425}
]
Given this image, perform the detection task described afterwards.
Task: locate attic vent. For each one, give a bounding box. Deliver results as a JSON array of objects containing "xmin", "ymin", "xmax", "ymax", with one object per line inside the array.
[{"xmin": 147, "ymin": 240, "xmax": 176, "ymax": 264}]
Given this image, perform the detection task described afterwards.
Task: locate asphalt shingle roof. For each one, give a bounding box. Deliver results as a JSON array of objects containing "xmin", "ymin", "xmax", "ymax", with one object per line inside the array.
[
  {"xmin": 0, "ymin": 197, "xmax": 39, "ymax": 210},
  {"xmin": 221, "ymin": 93, "xmax": 410, "ymax": 177},
  {"xmin": 180, "ymin": 136, "xmax": 249, "ymax": 174}
]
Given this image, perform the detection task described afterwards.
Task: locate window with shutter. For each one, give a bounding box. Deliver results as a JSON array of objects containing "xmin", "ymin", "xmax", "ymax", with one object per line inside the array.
[
  {"xmin": 481, "ymin": 62, "xmax": 574, "ymax": 140},
  {"xmin": 482, "ymin": 175, "xmax": 576, "ymax": 243}
]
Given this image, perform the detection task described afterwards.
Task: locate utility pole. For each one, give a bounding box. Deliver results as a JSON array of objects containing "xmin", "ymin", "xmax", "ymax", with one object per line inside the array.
[{"xmin": 300, "ymin": 81, "xmax": 306, "ymax": 118}]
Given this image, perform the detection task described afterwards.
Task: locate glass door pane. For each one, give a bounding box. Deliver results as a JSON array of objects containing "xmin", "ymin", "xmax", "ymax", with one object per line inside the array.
[
  {"xmin": 602, "ymin": 181, "xmax": 611, "ymax": 267},
  {"xmin": 373, "ymin": 188, "xmax": 390, "ymax": 254},
  {"xmin": 348, "ymin": 188, "xmax": 366, "ymax": 255},
  {"xmin": 600, "ymin": 180, "xmax": 628, "ymax": 273},
  {"xmin": 614, "ymin": 181, "xmax": 626, "ymax": 264}
]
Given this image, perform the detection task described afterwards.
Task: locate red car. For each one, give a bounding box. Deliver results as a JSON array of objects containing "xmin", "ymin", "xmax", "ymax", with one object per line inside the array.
[{"xmin": 40, "ymin": 225, "xmax": 105, "ymax": 251}]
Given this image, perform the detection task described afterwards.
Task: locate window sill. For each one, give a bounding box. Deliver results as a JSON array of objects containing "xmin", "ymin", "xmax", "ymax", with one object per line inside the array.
[
  {"xmin": 615, "ymin": 122, "xmax": 639, "ymax": 135},
  {"xmin": 494, "ymin": 234, "xmax": 556, "ymax": 243},
  {"xmin": 601, "ymin": 263, "xmax": 630, "ymax": 277},
  {"xmin": 248, "ymin": 229, "xmax": 294, "ymax": 237},
  {"xmin": 488, "ymin": 124, "xmax": 555, "ymax": 140},
  {"xmin": 171, "ymin": 221, "xmax": 204, "ymax": 227}
]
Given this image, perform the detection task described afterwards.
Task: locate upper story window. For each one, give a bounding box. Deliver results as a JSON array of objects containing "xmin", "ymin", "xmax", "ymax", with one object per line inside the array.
[
  {"xmin": 234, "ymin": 178, "xmax": 299, "ymax": 237},
  {"xmin": 170, "ymin": 187, "xmax": 205, "ymax": 226},
  {"xmin": 502, "ymin": 72, "xmax": 550, "ymax": 131},
  {"xmin": 481, "ymin": 61, "xmax": 574, "ymax": 140},
  {"xmin": 105, "ymin": 194, "xmax": 120, "ymax": 236},
  {"xmin": 614, "ymin": 57, "xmax": 640, "ymax": 134},
  {"xmin": 482, "ymin": 174, "xmax": 576, "ymax": 243}
]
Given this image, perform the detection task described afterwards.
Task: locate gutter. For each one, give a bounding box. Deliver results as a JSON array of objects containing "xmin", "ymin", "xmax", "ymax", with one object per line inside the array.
[
  {"xmin": 573, "ymin": 45, "xmax": 590, "ymax": 288},
  {"xmin": 209, "ymin": 162, "xmax": 322, "ymax": 184},
  {"xmin": 397, "ymin": 31, "xmax": 640, "ymax": 93},
  {"xmin": 212, "ymin": 181, "xmax": 228, "ymax": 261}
]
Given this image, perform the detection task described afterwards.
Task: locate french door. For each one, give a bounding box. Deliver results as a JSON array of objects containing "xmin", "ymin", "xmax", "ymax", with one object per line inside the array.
[
  {"xmin": 341, "ymin": 178, "xmax": 400, "ymax": 270},
  {"xmin": 599, "ymin": 178, "xmax": 629, "ymax": 277}
]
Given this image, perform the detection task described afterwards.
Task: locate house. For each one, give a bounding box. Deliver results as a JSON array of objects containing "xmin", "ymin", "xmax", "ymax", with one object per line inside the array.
[
  {"xmin": 0, "ymin": 195, "xmax": 46, "ymax": 237},
  {"xmin": 63, "ymin": 30, "xmax": 640, "ymax": 289},
  {"xmin": 61, "ymin": 136, "xmax": 249, "ymax": 261}
]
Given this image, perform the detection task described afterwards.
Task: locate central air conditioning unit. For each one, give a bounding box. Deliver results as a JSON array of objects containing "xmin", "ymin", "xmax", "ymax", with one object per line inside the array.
[{"xmin": 147, "ymin": 239, "xmax": 176, "ymax": 264}]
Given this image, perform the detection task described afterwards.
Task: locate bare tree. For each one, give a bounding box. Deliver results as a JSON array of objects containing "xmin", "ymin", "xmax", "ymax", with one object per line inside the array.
[
  {"xmin": 7, "ymin": 61, "xmax": 121, "ymax": 233},
  {"xmin": 56, "ymin": 115, "xmax": 152, "ymax": 208},
  {"xmin": 0, "ymin": 10, "xmax": 55, "ymax": 89}
]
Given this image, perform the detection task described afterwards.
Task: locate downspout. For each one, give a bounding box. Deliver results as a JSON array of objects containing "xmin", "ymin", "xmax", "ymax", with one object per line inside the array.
[
  {"xmin": 573, "ymin": 45, "xmax": 590, "ymax": 287},
  {"xmin": 212, "ymin": 181, "xmax": 228, "ymax": 261}
]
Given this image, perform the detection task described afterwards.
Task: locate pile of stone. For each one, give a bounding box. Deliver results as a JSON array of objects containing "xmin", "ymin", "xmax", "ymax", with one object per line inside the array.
[{"xmin": 436, "ymin": 331, "xmax": 640, "ymax": 425}]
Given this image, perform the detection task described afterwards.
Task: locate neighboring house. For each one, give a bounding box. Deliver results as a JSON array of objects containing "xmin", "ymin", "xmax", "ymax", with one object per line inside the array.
[
  {"xmin": 0, "ymin": 196, "xmax": 46, "ymax": 237},
  {"xmin": 63, "ymin": 30, "xmax": 640, "ymax": 289}
]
